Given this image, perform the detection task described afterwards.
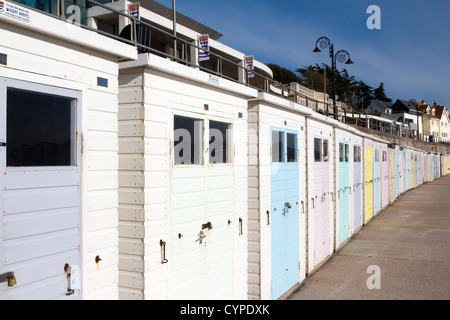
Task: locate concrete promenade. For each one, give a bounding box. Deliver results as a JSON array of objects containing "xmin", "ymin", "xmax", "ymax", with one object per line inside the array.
[{"xmin": 287, "ymin": 175, "xmax": 450, "ymax": 300}]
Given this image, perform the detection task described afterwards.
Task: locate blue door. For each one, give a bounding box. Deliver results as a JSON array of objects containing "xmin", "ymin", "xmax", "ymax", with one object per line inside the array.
[
  {"xmin": 338, "ymin": 142, "xmax": 350, "ymax": 245},
  {"xmin": 271, "ymin": 128, "xmax": 299, "ymax": 300}
]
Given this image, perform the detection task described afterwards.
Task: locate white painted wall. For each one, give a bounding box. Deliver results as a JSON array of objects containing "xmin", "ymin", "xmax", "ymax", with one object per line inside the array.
[
  {"xmin": 118, "ymin": 53, "xmax": 257, "ymax": 300},
  {"xmin": 0, "ymin": 7, "xmax": 136, "ymax": 299}
]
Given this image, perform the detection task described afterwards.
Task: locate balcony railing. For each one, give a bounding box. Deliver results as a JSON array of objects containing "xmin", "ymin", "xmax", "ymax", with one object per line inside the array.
[{"xmin": 7, "ymin": 0, "xmax": 435, "ymax": 144}]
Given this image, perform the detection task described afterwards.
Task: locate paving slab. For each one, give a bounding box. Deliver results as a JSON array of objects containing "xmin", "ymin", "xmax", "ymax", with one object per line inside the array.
[{"xmin": 287, "ymin": 175, "xmax": 450, "ymax": 300}]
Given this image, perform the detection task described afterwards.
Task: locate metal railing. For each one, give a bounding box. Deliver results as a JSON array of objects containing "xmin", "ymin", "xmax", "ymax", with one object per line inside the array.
[{"xmin": 11, "ymin": 0, "xmax": 433, "ymax": 144}]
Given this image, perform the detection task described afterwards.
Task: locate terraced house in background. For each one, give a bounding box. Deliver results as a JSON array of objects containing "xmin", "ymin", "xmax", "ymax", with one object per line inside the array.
[
  {"xmin": 415, "ymin": 101, "xmax": 450, "ymax": 143},
  {"xmin": 0, "ymin": 0, "xmax": 449, "ymax": 300}
]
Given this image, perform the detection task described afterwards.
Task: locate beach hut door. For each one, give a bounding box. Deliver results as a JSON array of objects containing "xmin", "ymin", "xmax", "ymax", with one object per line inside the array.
[
  {"xmin": 270, "ymin": 128, "xmax": 299, "ymax": 299},
  {"xmin": 0, "ymin": 79, "xmax": 82, "ymax": 300}
]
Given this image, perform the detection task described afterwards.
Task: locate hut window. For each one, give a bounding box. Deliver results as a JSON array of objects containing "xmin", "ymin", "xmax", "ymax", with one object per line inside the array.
[
  {"xmin": 286, "ymin": 132, "xmax": 298, "ymax": 162},
  {"xmin": 209, "ymin": 120, "xmax": 231, "ymax": 164},
  {"xmin": 354, "ymin": 145, "xmax": 361, "ymax": 162},
  {"xmin": 6, "ymin": 88, "xmax": 76, "ymax": 167},
  {"xmin": 272, "ymin": 130, "xmax": 285, "ymax": 163},
  {"xmin": 314, "ymin": 138, "xmax": 322, "ymax": 162},
  {"xmin": 375, "ymin": 149, "xmax": 380, "ymax": 162},
  {"xmin": 323, "ymin": 139, "xmax": 329, "ymax": 162},
  {"xmin": 174, "ymin": 115, "xmax": 203, "ymax": 165},
  {"xmin": 345, "ymin": 144, "xmax": 349, "ymax": 162},
  {"xmin": 339, "ymin": 143, "xmax": 349, "ymax": 163}
]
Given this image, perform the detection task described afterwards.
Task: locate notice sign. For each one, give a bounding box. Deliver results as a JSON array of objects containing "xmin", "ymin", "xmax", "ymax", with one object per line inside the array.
[
  {"xmin": 128, "ymin": 2, "xmax": 140, "ymax": 19},
  {"xmin": 244, "ymin": 55, "xmax": 254, "ymax": 78},
  {"xmin": 198, "ymin": 34, "xmax": 210, "ymax": 61},
  {"xmin": 0, "ymin": 1, "xmax": 30, "ymax": 23}
]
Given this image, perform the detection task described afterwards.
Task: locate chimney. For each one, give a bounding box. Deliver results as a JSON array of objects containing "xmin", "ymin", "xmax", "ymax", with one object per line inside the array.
[
  {"xmin": 421, "ymin": 99, "xmax": 426, "ymax": 104},
  {"xmin": 434, "ymin": 101, "xmax": 437, "ymax": 106}
]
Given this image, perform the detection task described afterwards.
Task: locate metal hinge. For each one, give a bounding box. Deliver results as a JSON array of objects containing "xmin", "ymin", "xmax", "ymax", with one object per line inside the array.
[{"xmin": 0, "ymin": 142, "xmax": 6, "ymax": 147}]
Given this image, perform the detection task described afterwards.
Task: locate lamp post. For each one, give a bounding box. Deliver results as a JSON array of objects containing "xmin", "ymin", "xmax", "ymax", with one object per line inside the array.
[
  {"xmin": 313, "ymin": 36, "xmax": 353, "ymax": 120},
  {"xmin": 409, "ymin": 99, "xmax": 420, "ymax": 140}
]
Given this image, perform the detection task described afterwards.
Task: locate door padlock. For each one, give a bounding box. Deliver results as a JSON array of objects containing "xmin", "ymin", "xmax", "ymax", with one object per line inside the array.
[
  {"xmin": 1, "ymin": 272, "xmax": 17, "ymax": 287},
  {"xmin": 6, "ymin": 275, "xmax": 17, "ymax": 287}
]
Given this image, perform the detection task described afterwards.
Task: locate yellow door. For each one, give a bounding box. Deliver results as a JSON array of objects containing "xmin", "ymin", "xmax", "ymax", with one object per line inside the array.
[{"xmin": 365, "ymin": 147, "xmax": 373, "ymax": 222}]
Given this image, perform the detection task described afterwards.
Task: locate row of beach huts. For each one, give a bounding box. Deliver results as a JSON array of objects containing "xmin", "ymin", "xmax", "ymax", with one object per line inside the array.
[{"xmin": 0, "ymin": 0, "xmax": 449, "ymax": 300}]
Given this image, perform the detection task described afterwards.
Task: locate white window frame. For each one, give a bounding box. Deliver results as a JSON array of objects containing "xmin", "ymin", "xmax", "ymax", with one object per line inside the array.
[
  {"xmin": 171, "ymin": 110, "xmax": 234, "ymax": 167},
  {"xmin": 1, "ymin": 78, "xmax": 81, "ymax": 173}
]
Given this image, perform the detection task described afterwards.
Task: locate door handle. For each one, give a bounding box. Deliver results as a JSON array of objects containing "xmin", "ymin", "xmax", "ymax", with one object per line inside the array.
[
  {"xmin": 195, "ymin": 231, "xmax": 206, "ymax": 244},
  {"xmin": 0, "ymin": 142, "xmax": 6, "ymax": 147},
  {"xmin": 202, "ymin": 222, "xmax": 212, "ymax": 230}
]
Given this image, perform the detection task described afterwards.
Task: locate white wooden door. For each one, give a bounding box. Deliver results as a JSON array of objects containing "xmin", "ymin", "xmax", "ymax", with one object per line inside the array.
[
  {"xmin": 169, "ymin": 113, "xmax": 234, "ymax": 300},
  {"xmin": 0, "ymin": 79, "xmax": 82, "ymax": 300}
]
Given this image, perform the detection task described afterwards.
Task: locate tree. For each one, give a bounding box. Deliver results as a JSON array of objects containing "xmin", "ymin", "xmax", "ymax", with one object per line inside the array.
[
  {"xmin": 266, "ymin": 63, "xmax": 300, "ymax": 84},
  {"xmin": 268, "ymin": 63, "xmax": 384, "ymax": 112},
  {"xmin": 373, "ymin": 82, "xmax": 392, "ymax": 102},
  {"xmin": 334, "ymin": 67, "xmax": 357, "ymax": 105},
  {"xmin": 355, "ymin": 81, "xmax": 374, "ymax": 111},
  {"xmin": 296, "ymin": 64, "xmax": 329, "ymax": 93}
]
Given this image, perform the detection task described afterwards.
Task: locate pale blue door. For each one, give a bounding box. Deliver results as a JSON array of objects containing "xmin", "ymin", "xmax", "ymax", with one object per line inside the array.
[
  {"xmin": 338, "ymin": 142, "xmax": 350, "ymax": 245},
  {"xmin": 271, "ymin": 128, "xmax": 299, "ymax": 300}
]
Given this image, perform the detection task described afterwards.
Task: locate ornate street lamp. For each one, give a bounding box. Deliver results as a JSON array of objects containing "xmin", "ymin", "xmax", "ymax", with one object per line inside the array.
[{"xmin": 313, "ymin": 36, "xmax": 353, "ymax": 120}]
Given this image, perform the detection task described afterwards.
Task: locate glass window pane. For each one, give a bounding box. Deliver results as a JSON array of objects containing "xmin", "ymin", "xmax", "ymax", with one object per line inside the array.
[
  {"xmin": 287, "ymin": 132, "xmax": 297, "ymax": 162},
  {"xmin": 345, "ymin": 144, "xmax": 349, "ymax": 162},
  {"xmin": 314, "ymin": 138, "xmax": 322, "ymax": 162},
  {"xmin": 174, "ymin": 115, "xmax": 203, "ymax": 165},
  {"xmin": 323, "ymin": 139, "xmax": 329, "ymax": 162},
  {"xmin": 339, "ymin": 143, "xmax": 344, "ymax": 162},
  {"xmin": 272, "ymin": 130, "xmax": 285, "ymax": 163},
  {"xmin": 209, "ymin": 120, "xmax": 231, "ymax": 164},
  {"xmin": 7, "ymin": 88, "xmax": 75, "ymax": 167}
]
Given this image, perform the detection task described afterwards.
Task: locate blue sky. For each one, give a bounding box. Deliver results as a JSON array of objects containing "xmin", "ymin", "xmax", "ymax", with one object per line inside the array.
[{"xmin": 156, "ymin": 0, "xmax": 450, "ymax": 108}]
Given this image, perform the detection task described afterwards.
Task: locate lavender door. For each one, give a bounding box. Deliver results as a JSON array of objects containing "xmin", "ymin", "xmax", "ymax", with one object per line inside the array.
[
  {"xmin": 313, "ymin": 138, "xmax": 330, "ymax": 266},
  {"xmin": 353, "ymin": 145, "xmax": 362, "ymax": 231}
]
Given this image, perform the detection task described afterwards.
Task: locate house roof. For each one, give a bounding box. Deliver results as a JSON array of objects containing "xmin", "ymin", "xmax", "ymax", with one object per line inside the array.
[
  {"xmin": 367, "ymin": 99, "xmax": 393, "ymax": 113},
  {"xmin": 414, "ymin": 102, "xmax": 446, "ymax": 120},
  {"xmin": 434, "ymin": 105, "xmax": 445, "ymax": 120},
  {"xmin": 396, "ymin": 99, "xmax": 419, "ymax": 111}
]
